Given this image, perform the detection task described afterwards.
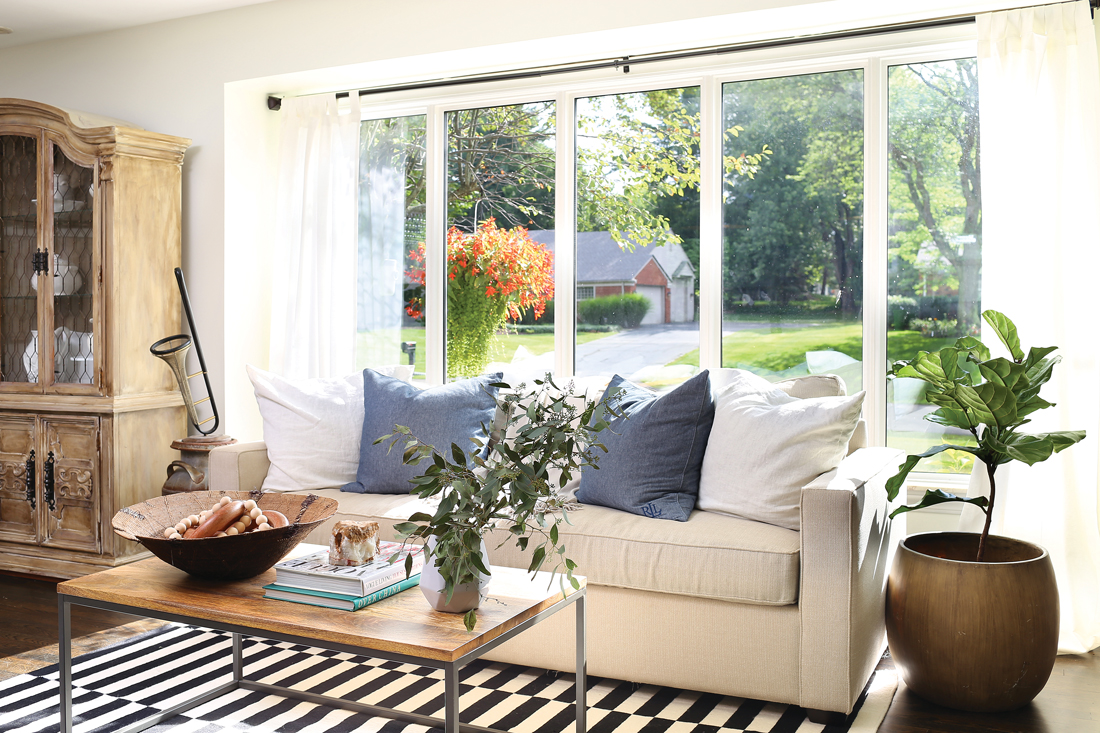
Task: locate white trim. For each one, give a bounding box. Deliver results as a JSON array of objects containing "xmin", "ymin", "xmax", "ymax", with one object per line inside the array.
[
  {"xmin": 425, "ymin": 104, "xmax": 446, "ymax": 385},
  {"xmin": 699, "ymin": 74, "xmax": 722, "ymax": 372},
  {"xmin": 555, "ymin": 91, "xmax": 577, "ymax": 379},
  {"xmin": 864, "ymin": 58, "xmax": 889, "ymax": 447}
]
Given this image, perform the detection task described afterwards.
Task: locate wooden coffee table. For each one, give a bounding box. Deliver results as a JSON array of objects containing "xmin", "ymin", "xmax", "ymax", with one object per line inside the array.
[{"xmin": 56, "ymin": 545, "xmax": 587, "ymax": 733}]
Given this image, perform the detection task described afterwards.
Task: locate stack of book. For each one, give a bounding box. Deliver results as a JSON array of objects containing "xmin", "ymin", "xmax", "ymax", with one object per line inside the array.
[{"xmin": 263, "ymin": 541, "xmax": 425, "ymax": 611}]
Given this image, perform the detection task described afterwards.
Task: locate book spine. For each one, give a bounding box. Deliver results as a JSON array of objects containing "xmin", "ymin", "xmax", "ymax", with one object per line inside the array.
[
  {"xmin": 357, "ymin": 558, "xmax": 425, "ymax": 594},
  {"xmin": 352, "ymin": 575, "xmax": 422, "ymax": 611}
]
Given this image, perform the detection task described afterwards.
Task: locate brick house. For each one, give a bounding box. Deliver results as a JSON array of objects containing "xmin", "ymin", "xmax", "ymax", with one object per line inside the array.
[{"xmin": 527, "ymin": 231, "xmax": 696, "ymax": 324}]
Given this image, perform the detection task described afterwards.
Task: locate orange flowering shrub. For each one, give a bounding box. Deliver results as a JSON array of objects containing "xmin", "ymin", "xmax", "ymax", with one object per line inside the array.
[{"xmin": 406, "ymin": 219, "xmax": 554, "ymax": 378}]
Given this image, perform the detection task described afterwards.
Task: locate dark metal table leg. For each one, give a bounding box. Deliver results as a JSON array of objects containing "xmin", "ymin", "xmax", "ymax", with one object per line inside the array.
[
  {"xmin": 232, "ymin": 633, "xmax": 243, "ymax": 682},
  {"xmin": 444, "ymin": 661, "xmax": 460, "ymax": 733},
  {"xmin": 58, "ymin": 597, "xmax": 72, "ymax": 733},
  {"xmin": 576, "ymin": 592, "xmax": 587, "ymax": 733}
]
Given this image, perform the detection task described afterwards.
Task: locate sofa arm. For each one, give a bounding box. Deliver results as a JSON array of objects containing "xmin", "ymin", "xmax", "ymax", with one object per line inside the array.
[
  {"xmin": 209, "ymin": 441, "xmax": 271, "ymax": 494},
  {"xmin": 798, "ymin": 446, "xmax": 906, "ymax": 714}
]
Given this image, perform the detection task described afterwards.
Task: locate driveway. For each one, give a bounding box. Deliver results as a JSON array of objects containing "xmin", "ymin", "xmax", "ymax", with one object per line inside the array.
[{"xmin": 575, "ymin": 320, "xmax": 812, "ymax": 382}]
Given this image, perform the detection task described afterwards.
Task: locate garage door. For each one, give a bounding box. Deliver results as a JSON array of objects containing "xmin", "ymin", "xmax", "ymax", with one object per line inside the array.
[{"xmin": 637, "ymin": 285, "xmax": 664, "ymax": 325}]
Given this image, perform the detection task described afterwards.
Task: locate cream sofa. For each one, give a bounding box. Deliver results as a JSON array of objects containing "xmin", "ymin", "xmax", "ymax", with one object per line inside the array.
[{"xmin": 209, "ymin": 378, "xmax": 904, "ymax": 719}]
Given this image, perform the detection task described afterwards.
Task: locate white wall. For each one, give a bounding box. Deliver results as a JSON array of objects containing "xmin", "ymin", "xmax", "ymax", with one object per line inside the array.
[{"xmin": 0, "ymin": 0, "xmax": 1069, "ymax": 440}]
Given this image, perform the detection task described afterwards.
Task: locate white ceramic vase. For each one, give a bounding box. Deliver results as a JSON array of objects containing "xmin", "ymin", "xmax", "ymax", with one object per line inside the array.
[
  {"xmin": 419, "ymin": 536, "xmax": 491, "ymax": 614},
  {"xmin": 30, "ymin": 255, "xmax": 83, "ymax": 296}
]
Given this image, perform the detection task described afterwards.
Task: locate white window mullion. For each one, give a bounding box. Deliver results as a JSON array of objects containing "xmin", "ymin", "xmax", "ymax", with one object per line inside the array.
[
  {"xmin": 863, "ymin": 61, "xmax": 888, "ymax": 447},
  {"xmin": 425, "ymin": 104, "xmax": 446, "ymax": 385},
  {"xmin": 699, "ymin": 75, "xmax": 723, "ymax": 372},
  {"xmin": 555, "ymin": 92, "xmax": 577, "ymax": 378}
]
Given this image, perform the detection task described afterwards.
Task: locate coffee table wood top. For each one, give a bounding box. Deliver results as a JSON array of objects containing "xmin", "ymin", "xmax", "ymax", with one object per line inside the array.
[{"xmin": 57, "ymin": 544, "xmax": 584, "ymax": 663}]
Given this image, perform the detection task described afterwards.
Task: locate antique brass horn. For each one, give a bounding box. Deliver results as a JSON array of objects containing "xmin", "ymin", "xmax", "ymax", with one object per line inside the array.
[{"xmin": 150, "ymin": 268, "xmax": 220, "ymax": 436}]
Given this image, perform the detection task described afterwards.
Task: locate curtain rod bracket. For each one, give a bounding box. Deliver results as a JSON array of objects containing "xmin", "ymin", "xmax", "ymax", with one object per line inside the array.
[
  {"xmin": 615, "ymin": 56, "xmax": 631, "ymax": 73},
  {"xmin": 267, "ymin": 96, "xmax": 283, "ymax": 111}
]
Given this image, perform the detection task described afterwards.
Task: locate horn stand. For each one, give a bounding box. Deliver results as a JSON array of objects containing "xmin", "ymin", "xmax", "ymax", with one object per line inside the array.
[{"xmin": 151, "ymin": 269, "xmax": 236, "ymax": 496}]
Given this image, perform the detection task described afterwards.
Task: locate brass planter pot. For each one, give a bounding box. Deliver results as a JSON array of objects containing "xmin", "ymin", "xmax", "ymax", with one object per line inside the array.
[{"xmin": 886, "ymin": 532, "xmax": 1059, "ymax": 712}]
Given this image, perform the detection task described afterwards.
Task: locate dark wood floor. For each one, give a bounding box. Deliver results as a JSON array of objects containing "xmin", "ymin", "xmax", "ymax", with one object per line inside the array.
[{"xmin": 1, "ymin": 572, "xmax": 1096, "ymax": 731}]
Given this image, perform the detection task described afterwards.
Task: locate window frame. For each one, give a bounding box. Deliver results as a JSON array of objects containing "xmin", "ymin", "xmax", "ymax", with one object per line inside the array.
[{"xmin": 353, "ymin": 26, "xmax": 979, "ymax": 482}]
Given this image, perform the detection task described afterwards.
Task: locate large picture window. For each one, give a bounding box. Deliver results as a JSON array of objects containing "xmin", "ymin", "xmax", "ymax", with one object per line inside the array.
[{"xmin": 354, "ymin": 34, "xmax": 983, "ymax": 478}]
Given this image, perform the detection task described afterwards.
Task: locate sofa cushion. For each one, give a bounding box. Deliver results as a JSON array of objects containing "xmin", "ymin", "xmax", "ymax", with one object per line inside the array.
[
  {"xmin": 247, "ymin": 364, "xmax": 411, "ymax": 493},
  {"xmin": 697, "ymin": 369, "xmax": 865, "ymax": 531},
  {"xmin": 343, "ymin": 371, "xmax": 501, "ymax": 495},
  {"xmin": 576, "ymin": 370, "xmax": 715, "ymax": 522},
  {"xmin": 307, "ymin": 488, "xmax": 800, "ymax": 606}
]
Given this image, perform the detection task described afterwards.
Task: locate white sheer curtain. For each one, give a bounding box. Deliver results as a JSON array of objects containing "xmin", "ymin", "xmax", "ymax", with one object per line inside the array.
[
  {"xmin": 269, "ymin": 93, "xmax": 361, "ymax": 378},
  {"xmin": 962, "ymin": 0, "xmax": 1100, "ymax": 654}
]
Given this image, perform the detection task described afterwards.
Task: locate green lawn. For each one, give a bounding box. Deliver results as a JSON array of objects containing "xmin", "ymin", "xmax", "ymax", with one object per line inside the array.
[
  {"xmin": 355, "ymin": 327, "xmax": 614, "ymax": 376},
  {"xmin": 670, "ymin": 323, "xmax": 958, "ymax": 372}
]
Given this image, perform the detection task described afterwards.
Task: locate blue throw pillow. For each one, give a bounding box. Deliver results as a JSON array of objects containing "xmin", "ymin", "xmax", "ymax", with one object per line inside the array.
[
  {"xmin": 576, "ymin": 370, "xmax": 714, "ymax": 521},
  {"xmin": 342, "ymin": 370, "xmax": 502, "ymax": 495}
]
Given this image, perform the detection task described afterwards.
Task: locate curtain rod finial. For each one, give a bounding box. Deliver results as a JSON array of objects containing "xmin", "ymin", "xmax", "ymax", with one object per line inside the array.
[{"xmin": 268, "ymin": 96, "xmax": 283, "ymax": 111}]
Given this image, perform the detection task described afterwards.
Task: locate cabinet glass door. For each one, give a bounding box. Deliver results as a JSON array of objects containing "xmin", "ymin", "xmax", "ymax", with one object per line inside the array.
[
  {"xmin": 50, "ymin": 146, "xmax": 94, "ymax": 385},
  {"xmin": 0, "ymin": 134, "xmax": 41, "ymax": 385}
]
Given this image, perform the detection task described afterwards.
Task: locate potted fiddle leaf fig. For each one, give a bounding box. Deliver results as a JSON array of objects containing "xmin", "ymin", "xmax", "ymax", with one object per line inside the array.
[
  {"xmin": 377, "ymin": 375, "xmax": 622, "ymax": 631},
  {"xmin": 883, "ymin": 309, "xmax": 1085, "ymax": 713}
]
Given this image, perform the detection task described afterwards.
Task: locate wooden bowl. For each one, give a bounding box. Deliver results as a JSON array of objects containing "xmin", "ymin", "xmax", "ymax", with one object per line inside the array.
[{"xmin": 111, "ymin": 490, "xmax": 338, "ymax": 581}]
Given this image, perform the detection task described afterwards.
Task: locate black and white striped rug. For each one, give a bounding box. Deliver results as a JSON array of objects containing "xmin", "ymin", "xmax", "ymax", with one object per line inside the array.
[{"xmin": 0, "ymin": 625, "xmax": 895, "ymax": 733}]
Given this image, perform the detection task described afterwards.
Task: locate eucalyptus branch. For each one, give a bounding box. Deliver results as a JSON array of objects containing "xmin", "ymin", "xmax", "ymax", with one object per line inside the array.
[{"xmin": 376, "ymin": 374, "xmax": 624, "ymax": 631}]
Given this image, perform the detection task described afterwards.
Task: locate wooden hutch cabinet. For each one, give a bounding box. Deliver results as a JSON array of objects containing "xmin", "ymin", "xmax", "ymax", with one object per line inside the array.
[{"xmin": 0, "ymin": 99, "xmax": 189, "ymax": 578}]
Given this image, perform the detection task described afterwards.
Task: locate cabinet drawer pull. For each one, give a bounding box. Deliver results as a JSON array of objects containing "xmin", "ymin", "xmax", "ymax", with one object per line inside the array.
[
  {"xmin": 24, "ymin": 450, "xmax": 35, "ymax": 510},
  {"xmin": 44, "ymin": 451, "xmax": 56, "ymax": 512}
]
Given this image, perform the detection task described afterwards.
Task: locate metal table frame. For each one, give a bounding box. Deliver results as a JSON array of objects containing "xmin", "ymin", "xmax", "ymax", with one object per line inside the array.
[{"xmin": 58, "ymin": 589, "xmax": 586, "ymax": 733}]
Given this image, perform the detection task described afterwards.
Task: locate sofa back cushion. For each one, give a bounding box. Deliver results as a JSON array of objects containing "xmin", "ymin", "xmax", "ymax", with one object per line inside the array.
[
  {"xmin": 697, "ymin": 369, "xmax": 864, "ymax": 530},
  {"xmin": 342, "ymin": 370, "xmax": 501, "ymax": 495},
  {"xmin": 575, "ymin": 370, "xmax": 714, "ymax": 522},
  {"xmin": 248, "ymin": 364, "xmax": 408, "ymax": 492}
]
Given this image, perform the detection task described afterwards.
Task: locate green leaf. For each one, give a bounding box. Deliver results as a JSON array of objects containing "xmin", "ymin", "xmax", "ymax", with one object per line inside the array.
[
  {"xmin": 952, "ymin": 336, "xmax": 990, "ymax": 363},
  {"xmin": 549, "ymin": 523, "xmax": 558, "ymax": 545},
  {"xmin": 405, "ymin": 553, "xmax": 414, "ymax": 579},
  {"xmin": 469, "ymin": 549, "xmax": 491, "ymax": 576},
  {"xmin": 885, "ymin": 444, "xmax": 981, "ymax": 500},
  {"xmin": 923, "ymin": 406, "xmax": 971, "ymax": 431},
  {"xmin": 464, "ymin": 609, "xmax": 477, "ymax": 632},
  {"xmin": 889, "ymin": 489, "xmax": 989, "ymax": 519},
  {"xmin": 1046, "ymin": 430, "xmax": 1087, "ymax": 452},
  {"xmin": 978, "ymin": 358, "xmax": 1027, "ymax": 391},
  {"xmin": 982, "ymin": 310, "xmax": 1025, "ymax": 361},
  {"xmin": 451, "ymin": 443, "xmax": 467, "ymax": 466},
  {"xmin": 528, "ymin": 546, "xmax": 546, "ymax": 572},
  {"xmin": 1024, "ymin": 346, "xmax": 1058, "ymax": 372}
]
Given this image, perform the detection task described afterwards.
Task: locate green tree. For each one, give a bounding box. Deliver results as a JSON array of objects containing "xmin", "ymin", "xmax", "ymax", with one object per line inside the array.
[
  {"xmin": 888, "ymin": 60, "xmax": 981, "ymax": 331},
  {"xmin": 722, "ymin": 71, "xmax": 863, "ymax": 313}
]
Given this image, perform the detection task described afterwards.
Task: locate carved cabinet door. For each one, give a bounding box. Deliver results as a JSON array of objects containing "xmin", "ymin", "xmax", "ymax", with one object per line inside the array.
[
  {"xmin": 39, "ymin": 415, "xmax": 100, "ymax": 553},
  {"xmin": 0, "ymin": 415, "xmax": 36, "ymax": 545}
]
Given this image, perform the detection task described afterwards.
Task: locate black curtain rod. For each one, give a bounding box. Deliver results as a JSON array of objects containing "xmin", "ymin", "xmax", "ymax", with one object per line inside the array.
[{"xmin": 268, "ymin": 15, "xmax": 980, "ymax": 111}]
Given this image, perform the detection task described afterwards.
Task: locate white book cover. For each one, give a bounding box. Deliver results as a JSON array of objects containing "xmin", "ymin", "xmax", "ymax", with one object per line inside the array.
[{"xmin": 274, "ymin": 540, "xmax": 425, "ymax": 595}]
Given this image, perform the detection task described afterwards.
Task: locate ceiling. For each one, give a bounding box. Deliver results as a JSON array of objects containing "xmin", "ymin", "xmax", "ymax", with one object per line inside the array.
[{"xmin": 0, "ymin": 0, "xmax": 276, "ymax": 50}]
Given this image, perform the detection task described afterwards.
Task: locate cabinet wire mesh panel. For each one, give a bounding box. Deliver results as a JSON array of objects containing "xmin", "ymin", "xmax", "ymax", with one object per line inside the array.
[{"xmin": 0, "ymin": 134, "xmax": 40, "ymax": 384}]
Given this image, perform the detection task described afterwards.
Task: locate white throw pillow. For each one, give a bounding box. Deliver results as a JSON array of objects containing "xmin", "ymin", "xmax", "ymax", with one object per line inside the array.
[
  {"xmin": 247, "ymin": 364, "xmax": 412, "ymax": 492},
  {"xmin": 697, "ymin": 369, "xmax": 865, "ymax": 530}
]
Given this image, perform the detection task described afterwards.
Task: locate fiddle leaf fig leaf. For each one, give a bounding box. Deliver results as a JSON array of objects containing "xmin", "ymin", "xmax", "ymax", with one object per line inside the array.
[
  {"xmin": 953, "ymin": 335, "xmax": 991, "ymax": 364},
  {"xmin": 978, "ymin": 358, "xmax": 1027, "ymax": 391},
  {"xmin": 1024, "ymin": 346, "xmax": 1058, "ymax": 372},
  {"xmin": 923, "ymin": 406, "xmax": 971, "ymax": 431},
  {"xmin": 885, "ymin": 443, "xmax": 981, "ymax": 501},
  {"xmin": 982, "ymin": 310, "xmax": 1024, "ymax": 361},
  {"xmin": 1046, "ymin": 430, "xmax": 1087, "ymax": 452},
  {"xmin": 889, "ymin": 489, "xmax": 989, "ymax": 518}
]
